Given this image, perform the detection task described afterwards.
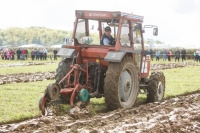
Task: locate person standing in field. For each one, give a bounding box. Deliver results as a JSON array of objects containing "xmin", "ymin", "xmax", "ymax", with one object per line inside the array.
[
  {"xmin": 149, "ymin": 49, "xmax": 154, "ymax": 61},
  {"xmin": 6, "ymin": 49, "xmax": 11, "ymax": 60},
  {"xmin": 16, "ymin": 48, "xmax": 21, "ymax": 60},
  {"xmin": 4, "ymin": 50, "xmax": 7, "ymax": 60},
  {"xmin": 53, "ymin": 49, "xmax": 58, "ymax": 60},
  {"xmin": 196, "ymin": 49, "xmax": 200, "ymax": 62},
  {"xmin": 25, "ymin": 49, "xmax": 28, "ymax": 59},
  {"xmin": 181, "ymin": 48, "xmax": 186, "ymax": 62},
  {"xmin": 43, "ymin": 48, "xmax": 47, "ymax": 60},
  {"xmin": 35, "ymin": 49, "xmax": 40, "ymax": 60},
  {"xmin": 11, "ymin": 49, "xmax": 15, "ymax": 60},
  {"xmin": 0, "ymin": 49, "xmax": 4, "ymax": 60},
  {"xmin": 175, "ymin": 48, "xmax": 180, "ymax": 62},
  {"xmin": 162, "ymin": 49, "xmax": 167, "ymax": 61},
  {"xmin": 194, "ymin": 51, "xmax": 197, "ymax": 61},
  {"xmin": 31, "ymin": 49, "xmax": 35, "ymax": 60},
  {"xmin": 39, "ymin": 49, "xmax": 43, "ymax": 60},
  {"xmin": 167, "ymin": 50, "xmax": 171, "ymax": 62},
  {"xmin": 155, "ymin": 50, "xmax": 160, "ymax": 61},
  {"xmin": 21, "ymin": 48, "xmax": 26, "ymax": 60}
]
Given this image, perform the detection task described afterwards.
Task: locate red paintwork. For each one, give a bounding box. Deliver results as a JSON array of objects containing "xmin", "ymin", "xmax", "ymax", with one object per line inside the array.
[
  {"xmin": 41, "ymin": 95, "xmax": 47, "ymax": 115},
  {"xmin": 60, "ymin": 88, "xmax": 74, "ymax": 95},
  {"xmin": 76, "ymin": 10, "xmax": 144, "ymax": 22},
  {"xmin": 84, "ymin": 12, "xmax": 113, "ymax": 18},
  {"xmin": 81, "ymin": 47, "xmax": 109, "ymax": 66},
  {"xmin": 71, "ymin": 10, "xmax": 149, "ymax": 78},
  {"xmin": 141, "ymin": 56, "xmax": 150, "ymax": 78},
  {"xmin": 59, "ymin": 60, "xmax": 89, "ymax": 107}
]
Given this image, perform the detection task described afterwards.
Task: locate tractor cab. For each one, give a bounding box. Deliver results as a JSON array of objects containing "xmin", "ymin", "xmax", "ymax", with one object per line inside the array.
[
  {"xmin": 68, "ymin": 10, "xmax": 145, "ymax": 48},
  {"xmin": 61, "ymin": 10, "xmax": 158, "ymax": 78}
]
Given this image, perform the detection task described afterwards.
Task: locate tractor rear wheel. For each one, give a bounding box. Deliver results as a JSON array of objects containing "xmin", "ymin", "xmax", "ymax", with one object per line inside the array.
[
  {"xmin": 55, "ymin": 58, "xmax": 72, "ymax": 86},
  {"xmin": 104, "ymin": 56, "xmax": 139, "ymax": 110},
  {"xmin": 147, "ymin": 71, "xmax": 165, "ymax": 102}
]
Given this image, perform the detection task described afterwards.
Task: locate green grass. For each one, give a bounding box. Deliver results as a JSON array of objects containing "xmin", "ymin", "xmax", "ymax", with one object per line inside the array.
[
  {"xmin": 88, "ymin": 65, "xmax": 200, "ymax": 112},
  {"xmin": 0, "ymin": 80, "xmax": 54, "ymax": 124},
  {"xmin": 0, "ymin": 64, "xmax": 200, "ymax": 124},
  {"xmin": 0, "ymin": 64, "xmax": 58, "ymax": 74},
  {"xmin": 162, "ymin": 66, "xmax": 200, "ymax": 97},
  {"xmin": 137, "ymin": 65, "xmax": 200, "ymax": 103},
  {"xmin": 0, "ymin": 57, "xmax": 61, "ymax": 74}
]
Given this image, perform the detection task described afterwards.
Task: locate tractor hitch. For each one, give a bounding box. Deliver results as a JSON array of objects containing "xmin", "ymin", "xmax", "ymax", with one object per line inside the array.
[{"xmin": 39, "ymin": 60, "xmax": 90, "ymax": 115}]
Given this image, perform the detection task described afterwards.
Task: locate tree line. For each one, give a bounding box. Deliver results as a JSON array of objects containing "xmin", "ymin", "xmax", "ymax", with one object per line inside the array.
[
  {"xmin": 0, "ymin": 27, "xmax": 72, "ymax": 47},
  {"xmin": 0, "ymin": 27, "xmax": 163, "ymax": 47}
]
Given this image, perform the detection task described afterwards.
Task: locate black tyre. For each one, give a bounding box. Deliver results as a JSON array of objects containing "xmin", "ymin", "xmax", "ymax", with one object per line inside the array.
[
  {"xmin": 104, "ymin": 56, "xmax": 139, "ymax": 110},
  {"xmin": 147, "ymin": 71, "xmax": 165, "ymax": 102},
  {"xmin": 55, "ymin": 58, "xmax": 72, "ymax": 86}
]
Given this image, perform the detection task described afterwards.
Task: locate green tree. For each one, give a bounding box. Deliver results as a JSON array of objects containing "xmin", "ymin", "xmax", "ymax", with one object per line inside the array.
[
  {"xmin": 146, "ymin": 38, "xmax": 154, "ymax": 44},
  {"xmin": 155, "ymin": 40, "xmax": 163, "ymax": 44}
]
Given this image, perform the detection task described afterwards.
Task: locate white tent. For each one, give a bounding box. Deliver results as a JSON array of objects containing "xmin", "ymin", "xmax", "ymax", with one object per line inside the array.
[
  {"xmin": 50, "ymin": 44, "xmax": 63, "ymax": 48},
  {"xmin": 19, "ymin": 44, "xmax": 44, "ymax": 48}
]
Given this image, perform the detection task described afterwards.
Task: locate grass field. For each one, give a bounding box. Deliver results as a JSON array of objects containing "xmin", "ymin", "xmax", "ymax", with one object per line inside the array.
[
  {"xmin": 0, "ymin": 59, "xmax": 200, "ymax": 124},
  {"xmin": 0, "ymin": 57, "xmax": 61, "ymax": 64},
  {"xmin": 0, "ymin": 57, "xmax": 60, "ymax": 74},
  {"xmin": 0, "ymin": 80, "xmax": 54, "ymax": 124},
  {"xmin": 0, "ymin": 64, "xmax": 58, "ymax": 74}
]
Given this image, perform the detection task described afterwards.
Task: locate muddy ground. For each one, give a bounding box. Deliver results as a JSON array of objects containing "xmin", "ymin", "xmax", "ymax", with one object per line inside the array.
[
  {"xmin": 0, "ymin": 72, "xmax": 55, "ymax": 85},
  {"xmin": 1, "ymin": 62, "xmax": 200, "ymax": 85},
  {"xmin": 150, "ymin": 62, "xmax": 200, "ymax": 70},
  {"xmin": 0, "ymin": 62, "xmax": 199, "ymax": 68},
  {"xmin": 0, "ymin": 93, "xmax": 200, "ymax": 133}
]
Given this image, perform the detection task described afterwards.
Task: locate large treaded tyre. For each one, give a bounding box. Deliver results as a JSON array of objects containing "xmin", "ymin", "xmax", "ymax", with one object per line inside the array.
[
  {"xmin": 55, "ymin": 58, "xmax": 72, "ymax": 86},
  {"xmin": 147, "ymin": 71, "xmax": 165, "ymax": 102},
  {"xmin": 104, "ymin": 56, "xmax": 139, "ymax": 110}
]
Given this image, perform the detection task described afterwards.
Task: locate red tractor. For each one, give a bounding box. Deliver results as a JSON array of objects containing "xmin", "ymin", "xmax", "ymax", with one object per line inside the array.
[{"xmin": 39, "ymin": 10, "xmax": 165, "ymax": 115}]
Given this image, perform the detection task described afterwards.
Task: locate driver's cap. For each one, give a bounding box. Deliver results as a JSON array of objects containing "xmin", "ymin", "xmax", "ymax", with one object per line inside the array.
[{"xmin": 105, "ymin": 26, "xmax": 111, "ymax": 31}]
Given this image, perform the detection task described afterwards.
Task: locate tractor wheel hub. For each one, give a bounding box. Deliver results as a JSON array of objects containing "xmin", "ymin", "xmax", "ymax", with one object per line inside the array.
[{"xmin": 79, "ymin": 89, "xmax": 89, "ymax": 102}]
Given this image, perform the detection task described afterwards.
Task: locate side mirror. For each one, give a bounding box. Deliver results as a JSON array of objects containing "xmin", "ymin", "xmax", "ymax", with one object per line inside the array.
[{"xmin": 153, "ymin": 28, "xmax": 158, "ymax": 36}]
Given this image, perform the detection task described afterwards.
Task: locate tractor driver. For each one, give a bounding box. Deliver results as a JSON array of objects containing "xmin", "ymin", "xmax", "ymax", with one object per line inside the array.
[{"xmin": 100, "ymin": 26, "xmax": 115, "ymax": 46}]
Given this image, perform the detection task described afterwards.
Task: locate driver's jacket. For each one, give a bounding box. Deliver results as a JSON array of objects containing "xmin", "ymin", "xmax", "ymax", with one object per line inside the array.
[{"xmin": 100, "ymin": 33, "xmax": 115, "ymax": 45}]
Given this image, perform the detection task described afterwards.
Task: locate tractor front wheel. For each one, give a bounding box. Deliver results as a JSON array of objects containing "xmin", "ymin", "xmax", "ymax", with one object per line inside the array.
[
  {"xmin": 104, "ymin": 56, "xmax": 139, "ymax": 110},
  {"xmin": 147, "ymin": 71, "xmax": 165, "ymax": 102}
]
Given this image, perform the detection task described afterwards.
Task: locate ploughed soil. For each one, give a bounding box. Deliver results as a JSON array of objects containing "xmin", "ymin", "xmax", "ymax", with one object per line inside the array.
[
  {"xmin": 150, "ymin": 62, "xmax": 200, "ymax": 70},
  {"xmin": 0, "ymin": 93, "xmax": 200, "ymax": 133},
  {"xmin": 0, "ymin": 72, "xmax": 55, "ymax": 85},
  {"xmin": 1, "ymin": 62, "xmax": 200, "ymax": 85}
]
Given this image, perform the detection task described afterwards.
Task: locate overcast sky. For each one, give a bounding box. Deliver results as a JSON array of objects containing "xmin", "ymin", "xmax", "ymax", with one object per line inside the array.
[{"xmin": 0, "ymin": 0, "xmax": 199, "ymax": 47}]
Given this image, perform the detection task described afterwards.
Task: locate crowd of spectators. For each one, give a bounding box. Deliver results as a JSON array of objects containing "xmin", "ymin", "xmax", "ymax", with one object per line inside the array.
[
  {"xmin": 30, "ymin": 48, "xmax": 48, "ymax": 60},
  {"xmin": 0, "ymin": 48, "xmax": 59, "ymax": 61},
  {"xmin": 145, "ymin": 48, "xmax": 200, "ymax": 62},
  {"xmin": 1, "ymin": 47, "xmax": 200, "ymax": 62},
  {"xmin": 0, "ymin": 49, "xmax": 16, "ymax": 60}
]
